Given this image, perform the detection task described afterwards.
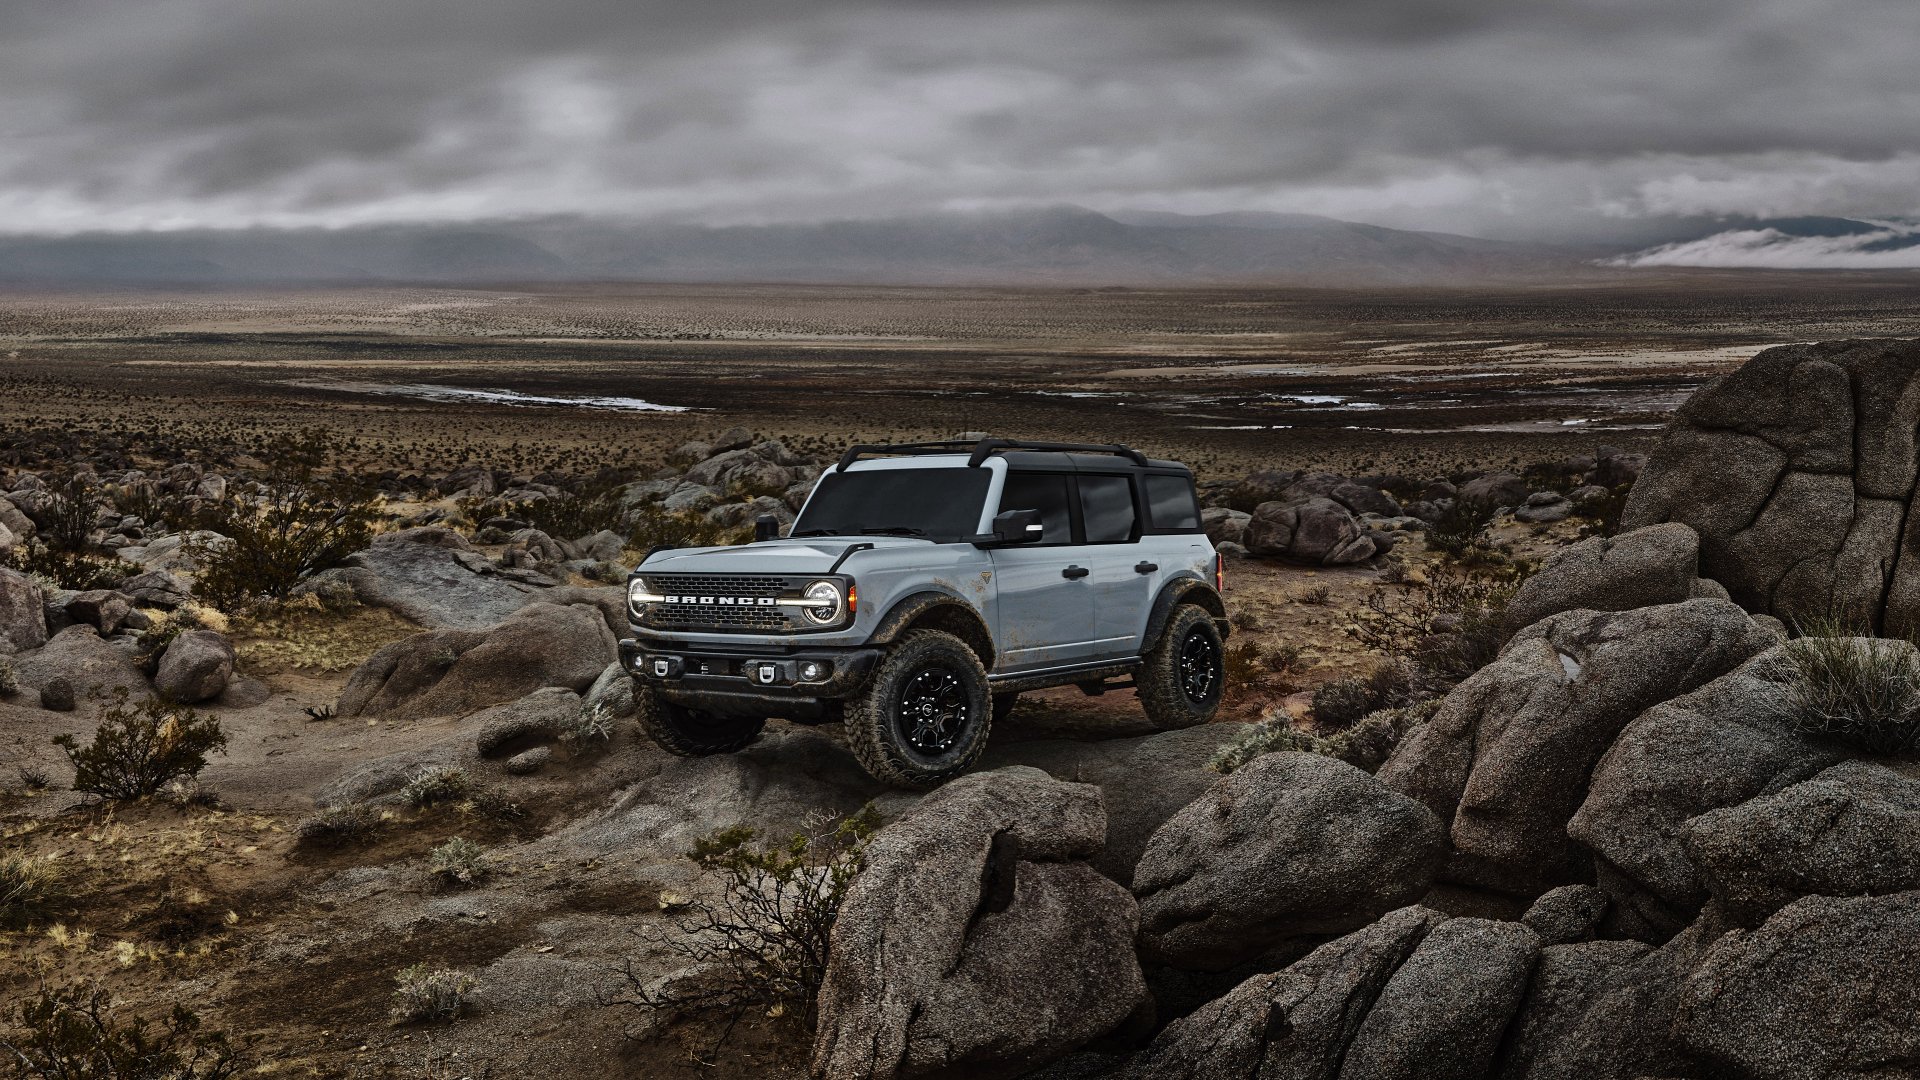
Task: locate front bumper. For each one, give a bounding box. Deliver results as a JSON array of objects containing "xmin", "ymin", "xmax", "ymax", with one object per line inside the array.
[{"xmin": 619, "ymin": 635, "xmax": 885, "ymax": 706}]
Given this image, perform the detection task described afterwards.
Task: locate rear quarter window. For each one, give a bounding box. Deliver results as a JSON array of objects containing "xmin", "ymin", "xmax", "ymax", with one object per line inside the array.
[{"xmin": 1145, "ymin": 474, "xmax": 1201, "ymax": 531}]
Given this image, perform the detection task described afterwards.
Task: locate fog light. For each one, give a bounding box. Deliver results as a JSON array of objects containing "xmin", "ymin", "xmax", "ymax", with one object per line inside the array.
[{"xmin": 800, "ymin": 661, "xmax": 825, "ymax": 682}]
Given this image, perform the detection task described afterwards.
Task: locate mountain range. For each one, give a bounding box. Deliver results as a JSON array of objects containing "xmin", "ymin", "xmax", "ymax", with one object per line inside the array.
[
  {"xmin": 0, "ymin": 208, "xmax": 1913, "ymax": 287},
  {"xmin": 0, "ymin": 206, "xmax": 1579, "ymax": 287}
]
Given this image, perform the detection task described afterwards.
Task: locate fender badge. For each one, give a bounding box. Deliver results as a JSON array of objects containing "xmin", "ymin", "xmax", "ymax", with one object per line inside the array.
[{"xmin": 980, "ymin": 571, "xmax": 992, "ymax": 582}]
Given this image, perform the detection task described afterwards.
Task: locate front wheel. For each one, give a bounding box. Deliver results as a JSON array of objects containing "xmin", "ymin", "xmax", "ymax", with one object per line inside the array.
[
  {"xmin": 635, "ymin": 681, "xmax": 766, "ymax": 756},
  {"xmin": 844, "ymin": 630, "xmax": 992, "ymax": 788},
  {"xmin": 1137, "ymin": 604, "xmax": 1225, "ymax": 730}
]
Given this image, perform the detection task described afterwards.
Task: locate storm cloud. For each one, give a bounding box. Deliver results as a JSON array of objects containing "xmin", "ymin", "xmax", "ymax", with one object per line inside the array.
[{"xmin": 4, "ymin": 0, "xmax": 1919, "ymax": 243}]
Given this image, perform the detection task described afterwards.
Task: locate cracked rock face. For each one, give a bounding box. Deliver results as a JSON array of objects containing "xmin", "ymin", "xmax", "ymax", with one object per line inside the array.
[
  {"xmin": 1377, "ymin": 600, "xmax": 1775, "ymax": 898},
  {"xmin": 1123, "ymin": 906, "xmax": 1446, "ymax": 1080},
  {"xmin": 1623, "ymin": 339, "xmax": 1920, "ymax": 635},
  {"xmin": 811, "ymin": 766, "xmax": 1147, "ymax": 1080}
]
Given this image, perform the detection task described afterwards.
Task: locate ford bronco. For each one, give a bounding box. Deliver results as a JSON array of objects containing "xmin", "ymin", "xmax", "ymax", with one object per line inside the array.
[{"xmin": 621, "ymin": 438, "xmax": 1229, "ymax": 787}]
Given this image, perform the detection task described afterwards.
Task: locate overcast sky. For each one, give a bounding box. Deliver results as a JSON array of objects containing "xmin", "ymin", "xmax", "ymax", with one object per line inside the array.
[{"xmin": 5, "ymin": 0, "xmax": 1920, "ymax": 250}]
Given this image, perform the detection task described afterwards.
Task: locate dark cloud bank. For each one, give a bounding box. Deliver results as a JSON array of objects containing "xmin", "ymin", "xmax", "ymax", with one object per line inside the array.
[{"xmin": 5, "ymin": 0, "xmax": 1920, "ymax": 277}]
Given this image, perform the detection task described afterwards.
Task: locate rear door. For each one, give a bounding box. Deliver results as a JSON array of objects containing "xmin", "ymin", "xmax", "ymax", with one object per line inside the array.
[
  {"xmin": 1077, "ymin": 472, "xmax": 1154, "ymax": 658},
  {"xmin": 988, "ymin": 471, "xmax": 1101, "ymax": 670}
]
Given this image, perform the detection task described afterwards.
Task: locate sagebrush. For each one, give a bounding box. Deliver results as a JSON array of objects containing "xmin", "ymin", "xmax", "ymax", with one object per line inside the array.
[
  {"xmin": 618, "ymin": 805, "xmax": 881, "ymax": 1035},
  {"xmin": 428, "ymin": 838, "xmax": 489, "ymax": 887},
  {"xmin": 53, "ymin": 692, "xmax": 227, "ymax": 800},
  {"xmin": 391, "ymin": 966, "xmax": 475, "ymax": 1024},
  {"xmin": 187, "ymin": 429, "xmax": 380, "ymax": 609},
  {"xmin": 1349, "ymin": 564, "xmax": 1526, "ymax": 685}
]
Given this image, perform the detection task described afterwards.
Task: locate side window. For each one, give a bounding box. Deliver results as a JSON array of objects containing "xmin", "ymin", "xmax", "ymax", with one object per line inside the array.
[
  {"xmin": 1144, "ymin": 474, "xmax": 1200, "ymax": 531},
  {"xmin": 1079, "ymin": 474, "xmax": 1138, "ymax": 543},
  {"xmin": 998, "ymin": 472, "xmax": 1074, "ymax": 544}
]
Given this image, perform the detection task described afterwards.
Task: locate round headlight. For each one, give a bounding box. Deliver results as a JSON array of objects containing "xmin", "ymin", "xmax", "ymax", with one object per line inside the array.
[
  {"xmin": 628, "ymin": 577, "xmax": 655, "ymax": 614},
  {"xmin": 800, "ymin": 579, "xmax": 843, "ymax": 625}
]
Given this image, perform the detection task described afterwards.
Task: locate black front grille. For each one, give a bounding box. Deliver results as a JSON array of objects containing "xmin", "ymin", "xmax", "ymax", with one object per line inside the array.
[{"xmin": 643, "ymin": 574, "xmax": 798, "ymax": 633}]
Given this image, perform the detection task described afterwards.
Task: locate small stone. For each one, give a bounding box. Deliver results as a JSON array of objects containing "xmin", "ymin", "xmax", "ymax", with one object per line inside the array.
[
  {"xmin": 506, "ymin": 747, "xmax": 551, "ymax": 775},
  {"xmin": 40, "ymin": 676, "xmax": 75, "ymax": 712}
]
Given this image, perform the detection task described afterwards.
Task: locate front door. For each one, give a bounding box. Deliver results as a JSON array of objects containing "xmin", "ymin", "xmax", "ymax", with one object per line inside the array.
[{"xmin": 989, "ymin": 471, "xmax": 1099, "ymax": 671}]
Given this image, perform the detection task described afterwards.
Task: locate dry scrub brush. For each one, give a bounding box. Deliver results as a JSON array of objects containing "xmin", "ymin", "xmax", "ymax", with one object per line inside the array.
[
  {"xmin": 53, "ymin": 691, "xmax": 227, "ymax": 801},
  {"xmin": 187, "ymin": 428, "xmax": 380, "ymax": 610},
  {"xmin": 1780, "ymin": 623, "xmax": 1920, "ymax": 756},
  {"xmin": 618, "ymin": 805, "xmax": 881, "ymax": 1038},
  {"xmin": 1, "ymin": 984, "xmax": 246, "ymax": 1079},
  {"xmin": 1348, "ymin": 563, "xmax": 1527, "ymax": 686}
]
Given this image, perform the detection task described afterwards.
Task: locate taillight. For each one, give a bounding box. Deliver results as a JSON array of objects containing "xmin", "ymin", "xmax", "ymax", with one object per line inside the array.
[{"xmin": 1215, "ymin": 552, "xmax": 1225, "ymax": 592}]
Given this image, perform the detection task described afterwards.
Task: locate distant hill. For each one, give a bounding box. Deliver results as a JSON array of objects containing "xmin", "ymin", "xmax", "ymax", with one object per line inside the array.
[{"xmin": 0, "ymin": 206, "xmax": 1584, "ymax": 287}]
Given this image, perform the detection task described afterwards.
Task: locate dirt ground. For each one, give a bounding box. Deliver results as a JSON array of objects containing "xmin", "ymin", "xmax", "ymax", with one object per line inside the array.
[{"xmin": 6, "ymin": 272, "xmax": 1920, "ymax": 484}]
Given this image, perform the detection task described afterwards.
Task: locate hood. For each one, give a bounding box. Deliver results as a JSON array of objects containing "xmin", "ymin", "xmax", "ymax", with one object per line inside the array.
[{"xmin": 635, "ymin": 536, "xmax": 932, "ymax": 575}]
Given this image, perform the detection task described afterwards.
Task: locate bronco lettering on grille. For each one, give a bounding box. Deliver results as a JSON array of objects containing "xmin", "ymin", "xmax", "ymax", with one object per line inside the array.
[{"xmin": 664, "ymin": 595, "xmax": 780, "ymax": 606}]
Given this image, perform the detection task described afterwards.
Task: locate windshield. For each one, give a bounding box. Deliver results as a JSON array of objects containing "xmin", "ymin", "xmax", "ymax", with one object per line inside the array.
[{"xmin": 792, "ymin": 467, "xmax": 992, "ymax": 541}]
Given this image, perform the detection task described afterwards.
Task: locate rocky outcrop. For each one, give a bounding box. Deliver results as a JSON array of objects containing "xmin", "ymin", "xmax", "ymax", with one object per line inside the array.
[
  {"xmin": 1377, "ymin": 600, "xmax": 1775, "ymax": 897},
  {"xmin": 1337, "ymin": 917, "xmax": 1540, "ymax": 1080},
  {"xmin": 336, "ymin": 601, "xmax": 615, "ymax": 720},
  {"xmin": 1623, "ymin": 338, "xmax": 1920, "ymax": 635},
  {"xmin": 812, "ymin": 767, "xmax": 1147, "ymax": 1080},
  {"xmin": 1123, "ymin": 906, "xmax": 1444, "ymax": 1079},
  {"xmin": 1681, "ymin": 760, "xmax": 1920, "ymax": 928},
  {"xmin": 1570, "ymin": 646, "xmax": 1847, "ymax": 938},
  {"xmin": 11, "ymin": 626, "xmax": 150, "ymax": 701},
  {"xmin": 1501, "ymin": 523, "xmax": 1701, "ymax": 634},
  {"xmin": 1674, "ymin": 891, "xmax": 1920, "ymax": 1079},
  {"xmin": 1520, "ymin": 884, "xmax": 1610, "ymax": 945},
  {"xmin": 1459, "ymin": 471, "xmax": 1529, "ymax": 509},
  {"xmin": 154, "ymin": 629, "xmax": 235, "ymax": 704},
  {"xmin": 1133, "ymin": 752, "xmax": 1445, "ymax": 970},
  {"xmin": 979, "ymin": 721, "xmax": 1252, "ymax": 886},
  {"xmin": 307, "ymin": 527, "xmax": 549, "ymax": 630},
  {"xmin": 0, "ymin": 569, "xmax": 47, "ymax": 654},
  {"xmin": 1243, "ymin": 497, "xmax": 1377, "ymax": 565},
  {"xmin": 1200, "ymin": 506, "xmax": 1250, "ymax": 547}
]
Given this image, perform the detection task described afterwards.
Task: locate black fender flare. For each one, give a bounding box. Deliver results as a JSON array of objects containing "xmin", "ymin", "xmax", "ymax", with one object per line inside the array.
[
  {"xmin": 867, "ymin": 590, "xmax": 997, "ymax": 668},
  {"xmin": 1142, "ymin": 576, "xmax": 1228, "ymax": 653}
]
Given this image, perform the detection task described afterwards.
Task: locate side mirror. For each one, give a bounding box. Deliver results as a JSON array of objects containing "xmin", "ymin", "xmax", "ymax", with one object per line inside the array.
[
  {"xmin": 754, "ymin": 514, "xmax": 780, "ymax": 542},
  {"xmin": 991, "ymin": 508, "xmax": 1045, "ymax": 544}
]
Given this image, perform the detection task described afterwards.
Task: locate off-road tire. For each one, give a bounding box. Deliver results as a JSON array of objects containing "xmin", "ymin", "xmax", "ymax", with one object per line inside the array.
[
  {"xmin": 634, "ymin": 680, "xmax": 765, "ymax": 756},
  {"xmin": 992, "ymin": 692, "xmax": 1021, "ymax": 723},
  {"xmin": 1138, "ymin": 604, "xmax": 1225, "ymax": 730},
  {"xmin": 844, "ymin": 630, "xmax": 992, "ymax": 788}
]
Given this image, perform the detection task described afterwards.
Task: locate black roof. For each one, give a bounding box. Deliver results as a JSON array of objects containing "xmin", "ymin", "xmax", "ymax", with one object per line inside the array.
[{"xmin": 837, "ymin": 437, "xmax": 1188, "ymax": 474}]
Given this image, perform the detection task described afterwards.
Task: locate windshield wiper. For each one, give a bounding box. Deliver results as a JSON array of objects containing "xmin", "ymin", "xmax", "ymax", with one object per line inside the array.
[
  {"xmin": 855, "ymin": 525, "xmax": 930, "ymax": 537},
  {"xmin": 790, "ymin": 528, "xmax": 845, "ymax": 537}
]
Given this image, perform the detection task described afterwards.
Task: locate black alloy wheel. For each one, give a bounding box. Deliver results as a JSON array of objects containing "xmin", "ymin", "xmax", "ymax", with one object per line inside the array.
[
  {"xmin": 1179, "ymin": 626, "xmax": 1223, "ymax": 705},
  {"xmin": 897, "ymin": 664, "xmax": 972, "ymax": 754}
]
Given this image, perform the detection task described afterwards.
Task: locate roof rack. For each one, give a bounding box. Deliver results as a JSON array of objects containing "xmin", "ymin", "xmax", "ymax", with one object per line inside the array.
[{"xmin": 836, "ymin": 437, "xmax": 1150, "ymax": 471}]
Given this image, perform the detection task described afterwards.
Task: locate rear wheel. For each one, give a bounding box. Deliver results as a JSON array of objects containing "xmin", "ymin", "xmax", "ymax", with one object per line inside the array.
[
  {"xmin": 1138, "ymin": 604, "xmax": 1225, "ymax": 730},
  {"xmin": 635, "ymin": 681, "xmax": 765, "ymax": 755},
  {"xmin": 844, "ymin": 630, "xmax": 992, "ymax": 788}
]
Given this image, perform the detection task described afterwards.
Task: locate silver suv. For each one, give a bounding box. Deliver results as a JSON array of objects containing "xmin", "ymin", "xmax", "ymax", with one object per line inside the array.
[{"xmin": 621, "ymin": 439, "xmax": 1229, "ymax": 787}]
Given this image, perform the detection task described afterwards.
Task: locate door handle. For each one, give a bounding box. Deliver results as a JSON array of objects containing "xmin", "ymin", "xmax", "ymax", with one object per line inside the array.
[
  {"xmin": 1062, "ymin": 565, "xmax": 1090, "ymax": 579},
  {"xmin": 1134, "ymin": 561, "xmax": 1159, "ymax": 574}
]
